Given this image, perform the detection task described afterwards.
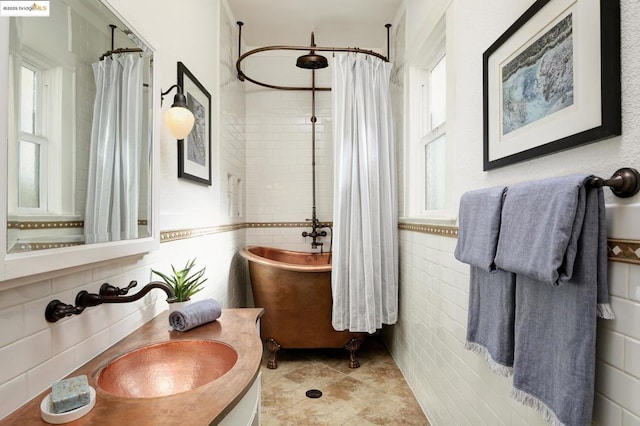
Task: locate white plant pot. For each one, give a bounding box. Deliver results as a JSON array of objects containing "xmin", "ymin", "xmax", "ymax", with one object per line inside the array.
[{"xmin": 168, "ymin": 300, "xmax": 191, "ymax": 313}]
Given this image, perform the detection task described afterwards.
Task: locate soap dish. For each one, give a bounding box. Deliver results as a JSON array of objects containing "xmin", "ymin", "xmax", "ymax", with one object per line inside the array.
[{"xmin": 40, "ymin": 386, "xmax": 96, "ymax": 424}]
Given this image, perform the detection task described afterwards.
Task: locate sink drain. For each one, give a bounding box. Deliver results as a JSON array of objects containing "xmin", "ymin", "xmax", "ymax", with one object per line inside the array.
[{"xmin": 305, "ymin": 389, "xmax": 323, "ymax": 399}]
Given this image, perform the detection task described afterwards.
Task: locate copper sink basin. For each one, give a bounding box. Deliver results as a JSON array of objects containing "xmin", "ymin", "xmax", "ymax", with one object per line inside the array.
[{"xmin": 97, "ymin": 340, "xmax": 238, "ymax": 398}]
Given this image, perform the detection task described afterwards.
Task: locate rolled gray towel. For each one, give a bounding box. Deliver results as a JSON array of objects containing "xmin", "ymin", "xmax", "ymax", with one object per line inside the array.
[{"xmin": 169, "ymin": 299, "xmax": 222, "ymax": 332}]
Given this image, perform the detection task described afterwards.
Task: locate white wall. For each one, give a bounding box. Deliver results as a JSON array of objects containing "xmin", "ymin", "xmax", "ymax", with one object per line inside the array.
[
  {"xmin": 387, "ymin": 0, "xmax": 640, "ymax": 425},
  {"xmin": 0, "ymin": 0, "xmax": 247, "ymax": 420}
]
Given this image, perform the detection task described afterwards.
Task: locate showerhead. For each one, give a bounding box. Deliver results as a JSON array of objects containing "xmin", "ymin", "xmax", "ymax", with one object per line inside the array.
[
  {"xmin": 296, "ymin": 32, "xmax": 328, "ymax": 69},
  {"xmin": 296, "ymin": 53, "xmax": 329, "ymax": 69}
]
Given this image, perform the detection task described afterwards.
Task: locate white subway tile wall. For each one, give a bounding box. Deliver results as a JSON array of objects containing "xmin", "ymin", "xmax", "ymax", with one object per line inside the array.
[
  {"xmin": 245, "ymin": 73, "xmax": 333, "ymax": 249},
  {"xmin": 385, "ymin": 230, "xmax": 640, "ymax": 425},
  {"xmin": 246, "ymin": 225, "xmax": 331, "ymax": 253}
]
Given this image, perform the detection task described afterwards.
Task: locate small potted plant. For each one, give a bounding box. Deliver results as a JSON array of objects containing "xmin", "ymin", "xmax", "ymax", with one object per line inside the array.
[{"xmin": 152, "ymin": 258, "xmax": 207, "ymax": 310}]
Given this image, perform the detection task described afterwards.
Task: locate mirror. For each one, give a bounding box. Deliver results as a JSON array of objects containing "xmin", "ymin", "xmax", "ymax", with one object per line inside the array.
[{"xmin": 5, "ymin": 0, "xmax": 153, "ymax": 254}]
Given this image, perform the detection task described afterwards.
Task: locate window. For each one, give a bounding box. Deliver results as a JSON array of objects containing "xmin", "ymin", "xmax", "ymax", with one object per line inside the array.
[
  {"xmin": 422, "ymin": 55, "xmax": 446, "ymax": 212},
  {"xmin": 18, "ymin": 63, "xmax": 49, "ymax": 211},
  {"xmin": 406, "ymin": 15, "xmax": 451, "ymax": 219},
  {"xmin": 8, "ymin": 51, "xmax": 74, "ymax": 218}
]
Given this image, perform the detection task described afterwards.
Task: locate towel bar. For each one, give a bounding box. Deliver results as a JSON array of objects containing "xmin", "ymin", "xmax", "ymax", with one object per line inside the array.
[{"xmin": 586, "ymin": 167, "xmax": 640, "ymax": 198}]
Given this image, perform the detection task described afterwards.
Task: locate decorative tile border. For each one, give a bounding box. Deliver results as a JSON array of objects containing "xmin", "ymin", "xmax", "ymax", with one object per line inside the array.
[
  {"xmin": 398, "ymin": 222, "xmax": 459, "ymax": 238},
  {"xmin": 164, "ymin": 222, "xmax": 458, "ymax": 240},
  {"xmin": 7, "ymin": 220, "xmax": 84, "ymax": 229},
  {"xmin": 160, "ymin": 223, "xmax": 245, "ymax": 243},
  {"xmin": 8, "ymin": 219, "xmax": 147, "ymax": 229},
  {"xmin": 161, "ymin": 221, "xmax": 455, "ymax": 241},
  {"xmin": 607, "ymin": 239, "xmax": 640, "ymax": 265},
  {"xmin": 9, "ymin": 241, "xmax": 84, "ymax": 253},
  {"xmin": 8, "ymin": 219, "xmax": 638, "ymax": 264},
  {"xmin": 163, "ymin": 221, "xmax": 639, "ymax": 265},
  {"xmin": 160, "ymin": 222, "xmax": 320, "ymax": 242},
  {"xmin": 246, "ymin": 221, "xmax": 331, "ymax": 229}
]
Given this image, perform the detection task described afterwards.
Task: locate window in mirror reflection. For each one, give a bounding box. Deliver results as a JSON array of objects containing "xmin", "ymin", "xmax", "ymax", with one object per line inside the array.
[
  {"xmin": 19, "ymin": 64, "xmax": 48, "ymax": 210},
  {"xmin": 18, "ymin": 140, "xmax": 42, "ymax": 209},
  {"xmin": 20, "ymin": 65, "xmax": 36, "ymax": 134},
  {"xmin": 12, "ymin": 53, "xmax": 65, "ymax": 216}
]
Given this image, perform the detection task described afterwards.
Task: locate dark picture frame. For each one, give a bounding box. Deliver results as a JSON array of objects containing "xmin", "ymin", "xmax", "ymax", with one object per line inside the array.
[
  {"xmin": 482, "ymin": 0, "xmax": 620, "ymax": 171},
  {"xmin": 177, "ymin": 61, "xmax": 212, "ymax": 185}
]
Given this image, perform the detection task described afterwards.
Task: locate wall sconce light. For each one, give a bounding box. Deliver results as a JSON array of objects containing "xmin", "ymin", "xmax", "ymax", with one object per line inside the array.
[{"xmin": 161, "ymin": 84, "xmax": 195, "ymax": 139}]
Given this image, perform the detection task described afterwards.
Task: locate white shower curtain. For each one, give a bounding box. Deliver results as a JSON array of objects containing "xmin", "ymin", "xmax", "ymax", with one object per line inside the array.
[
  {"xmin": 85, "ymin": 54, "xmax": 143, "ymax": 244},
  {"xmin": 331, "ymin": 53, "xmax": 398, "ymax": 334}
]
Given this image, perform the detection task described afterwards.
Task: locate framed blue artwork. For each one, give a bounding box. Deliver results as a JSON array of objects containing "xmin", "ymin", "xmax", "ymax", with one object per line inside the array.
[{"xmin": 482, "ymin": 0, "xmax": 620, "ymax": 170}]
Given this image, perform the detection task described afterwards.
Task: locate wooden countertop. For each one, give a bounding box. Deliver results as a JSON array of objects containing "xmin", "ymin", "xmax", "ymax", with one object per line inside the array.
[{"xmin": 1, "ymin": 308, "xmax": 264, "ymax": 426}]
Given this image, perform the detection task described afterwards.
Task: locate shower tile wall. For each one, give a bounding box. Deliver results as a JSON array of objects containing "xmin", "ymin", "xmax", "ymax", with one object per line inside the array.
[{"xmin": 244, "ymin": 59, "xmax": 333, "ymax": 251}]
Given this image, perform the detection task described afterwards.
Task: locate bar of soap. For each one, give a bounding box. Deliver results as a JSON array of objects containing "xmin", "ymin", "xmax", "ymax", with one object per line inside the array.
[{"xmin": 50, "ymin": 375, "xmax": 91, "ymax": 414}]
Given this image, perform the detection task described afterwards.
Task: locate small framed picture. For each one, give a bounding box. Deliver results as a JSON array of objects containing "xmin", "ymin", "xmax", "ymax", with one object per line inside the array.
[
  {"xmin": 483, "ymin": 0, "xmax": 620, "ymax": 170},
  {"xmin": 177, "ymin": 61, "xmax": 212, "ymax": 185}
]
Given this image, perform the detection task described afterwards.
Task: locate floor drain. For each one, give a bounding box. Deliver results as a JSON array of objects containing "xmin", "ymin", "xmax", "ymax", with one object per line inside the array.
[{"xmin": 305, "ymin": 389, "xmax": 323, "ymax": 399}]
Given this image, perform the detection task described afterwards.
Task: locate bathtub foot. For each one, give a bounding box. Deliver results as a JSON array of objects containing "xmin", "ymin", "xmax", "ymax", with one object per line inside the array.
[
  {"xmin": 266, "ymin": 338, "xmax": 281, "ymax": 369},
  {"xmin": 345, "ymin": 338, "xmax": 362, "ymax": 368}
]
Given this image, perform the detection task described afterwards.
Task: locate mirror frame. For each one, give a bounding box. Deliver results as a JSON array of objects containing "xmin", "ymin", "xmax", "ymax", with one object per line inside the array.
[{"xmin": 0, "ymin": 0, "xmax": 159, "ymax": 285}]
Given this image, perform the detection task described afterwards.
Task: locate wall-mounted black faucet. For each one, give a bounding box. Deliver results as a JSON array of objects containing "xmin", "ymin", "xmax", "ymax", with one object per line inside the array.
[
  {"xmin": 45, "ymin": 280, "xmax": 177, "ymax": 323},
  {"xmin": 302, "ymin": 212, "xmax": 329, "ymax": 252}
]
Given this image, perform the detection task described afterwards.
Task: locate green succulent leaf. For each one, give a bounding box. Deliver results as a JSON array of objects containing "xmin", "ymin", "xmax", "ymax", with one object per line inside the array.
[{"xmin": 152, "ymin": 258, "xmax": 207, "ymax": 302}]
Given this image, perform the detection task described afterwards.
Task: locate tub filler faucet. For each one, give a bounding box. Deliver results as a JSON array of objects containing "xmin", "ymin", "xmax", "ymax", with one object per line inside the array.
[
  {"xmin": 45, "ymin": 281, "xmax": 177, "ymax": 322},
  {"xmin": 302, "ymin": 216, "xmax": 328, "ymax": 251}
]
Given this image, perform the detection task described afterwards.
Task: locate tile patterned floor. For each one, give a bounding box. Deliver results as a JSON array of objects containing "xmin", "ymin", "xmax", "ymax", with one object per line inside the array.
[{"xmin": 260, "ymin": 337, "xmax": 430, "ymax": 425}]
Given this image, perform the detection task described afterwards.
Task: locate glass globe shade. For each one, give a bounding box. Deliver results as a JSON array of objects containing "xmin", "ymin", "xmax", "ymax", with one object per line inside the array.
[{"xmin": 165, "ymin": 106, "xmax": 195, "ymax": 139}]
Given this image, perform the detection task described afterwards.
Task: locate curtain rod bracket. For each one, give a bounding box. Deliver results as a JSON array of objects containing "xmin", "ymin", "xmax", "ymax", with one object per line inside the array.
[{"xmin": 385, "ymin": 23, "xmax": 391, "ymax": 62}]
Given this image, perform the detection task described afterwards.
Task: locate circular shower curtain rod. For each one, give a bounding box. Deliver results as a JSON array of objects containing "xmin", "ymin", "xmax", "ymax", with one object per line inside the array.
[{"xmin": 235, "ymin": 22, "xmax": 391, "ymax": 91}]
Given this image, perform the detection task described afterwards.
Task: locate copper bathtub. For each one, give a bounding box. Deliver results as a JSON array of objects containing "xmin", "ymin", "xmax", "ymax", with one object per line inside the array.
[{"xmin": 240, "ymin": 245, "xmax": 366, "ymax": 369}]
